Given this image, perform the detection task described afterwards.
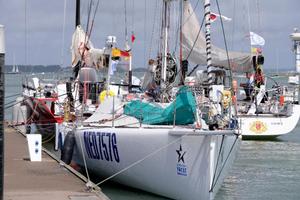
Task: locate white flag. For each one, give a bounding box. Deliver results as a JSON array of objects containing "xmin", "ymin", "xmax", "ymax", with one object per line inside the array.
[{"xmin": 250, "ymin": 32, "xmax": 265, "ymax": 46}]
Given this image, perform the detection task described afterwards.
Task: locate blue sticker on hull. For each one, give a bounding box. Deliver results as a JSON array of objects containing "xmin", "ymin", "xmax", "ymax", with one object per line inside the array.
[{"xmin": 176, "ymin": 144, "xmax": 188, "ymax": 176}]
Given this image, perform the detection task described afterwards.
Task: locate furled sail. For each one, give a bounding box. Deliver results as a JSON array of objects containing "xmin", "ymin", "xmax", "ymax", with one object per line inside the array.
[
  {"xmin": 71, "ymin": 25, "xmax": 106, "ymax": 69},
  {"xmin": 182, "ymin": 1, "xmax": 252, "ymax": 72}
]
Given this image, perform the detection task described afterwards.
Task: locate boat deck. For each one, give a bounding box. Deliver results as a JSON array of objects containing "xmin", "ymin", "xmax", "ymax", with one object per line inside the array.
[{"xmin": 4, "ymin": 124, "xmax": 109, "ymax": 200}]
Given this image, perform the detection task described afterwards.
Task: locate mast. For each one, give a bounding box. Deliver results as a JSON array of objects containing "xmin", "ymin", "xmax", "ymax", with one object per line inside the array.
[
  {"xmin": 75, "ymin": 0, "xmax": 80, "ymax": 27},
  {"xmin": 124, "ymin": 0, "xmax": 132, "ymax": 92},
  {"xmin": 0, "ymin": 24, "xmax": 5, "ymax": 200},
  {"xmin": 161, "ymin": 0, "xmax": 171, "ymax": 85},
  {"xmin": 128, "ymin": 54, "xmax": 132, "ymax": 91},
  {"xmin": 204, "ymin": 0, "xmax": 213, "ymax": 84},
  {"xmin": 179, "ymin": 0, "xmax": 184, "ymax": 85}
]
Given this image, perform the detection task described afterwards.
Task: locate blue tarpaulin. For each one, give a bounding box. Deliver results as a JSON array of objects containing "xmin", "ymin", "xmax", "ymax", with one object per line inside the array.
[{"xmin": 124, "ymin": 86, "xmax": 196, "ymax": 125}]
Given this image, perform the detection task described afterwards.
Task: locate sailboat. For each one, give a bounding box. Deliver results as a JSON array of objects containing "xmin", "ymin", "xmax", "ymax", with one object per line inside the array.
[
  {"xmin": 7, "ymin": 55, "xmax": 20, "ymax": 74},
  {"xmin": 10, "ymin": 65, "xmax": 19, "ymax": 74},
  {"xmin": 55, "ymin": 0, "xmax": 241, "ymax": 200},
  {"xmin": 181, "ymin": 0, "xmax": 300, "ymax": 139}
]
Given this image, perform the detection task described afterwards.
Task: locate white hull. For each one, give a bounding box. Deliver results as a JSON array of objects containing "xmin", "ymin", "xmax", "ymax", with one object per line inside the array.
[
  {"xmin": 240, "ymin": 104, "xmax": 300, "ymax": 138},
  {"xmin": 68, "ymin": 127, "xmax": 240, "ymax": 200}
]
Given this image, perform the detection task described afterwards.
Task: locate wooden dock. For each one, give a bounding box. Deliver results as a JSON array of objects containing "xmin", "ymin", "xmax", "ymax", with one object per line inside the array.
[{"xmin": 4, "ymin": 124, "xmax": 109, "ymax": 200}]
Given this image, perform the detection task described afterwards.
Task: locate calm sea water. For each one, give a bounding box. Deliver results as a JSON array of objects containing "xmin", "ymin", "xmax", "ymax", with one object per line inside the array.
[{"xmin": 5, "ymin": 73, "xmax": 300, "ymax": 200}]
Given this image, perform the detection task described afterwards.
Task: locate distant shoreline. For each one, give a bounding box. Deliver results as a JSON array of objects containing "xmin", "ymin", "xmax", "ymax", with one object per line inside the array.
[{"xmin": 3, "ymin": 64, "xmax": 295, "ymax": 74}]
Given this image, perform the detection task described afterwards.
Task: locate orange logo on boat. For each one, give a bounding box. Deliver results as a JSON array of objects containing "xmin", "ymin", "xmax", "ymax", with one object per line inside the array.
[{"xmin": 249, "ymin": 121, "xmax": 267, "ymax": 133}]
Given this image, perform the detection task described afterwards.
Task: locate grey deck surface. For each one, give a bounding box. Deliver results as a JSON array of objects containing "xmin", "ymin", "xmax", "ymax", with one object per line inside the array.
[{"xmin": 4, "ymin": 125, "xmax": 109, "ymax": 200}]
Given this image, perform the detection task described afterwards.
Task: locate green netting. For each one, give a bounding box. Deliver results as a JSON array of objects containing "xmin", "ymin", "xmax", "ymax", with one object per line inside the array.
[{"xmin": 124, "ymin": 86, "xmax": 196, "ymax": 125}]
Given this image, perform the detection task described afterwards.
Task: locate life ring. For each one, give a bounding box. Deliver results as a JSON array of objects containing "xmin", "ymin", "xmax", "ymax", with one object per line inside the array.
[
  {"xmin": 222, "ymin": 90, "xmax": 232, "ymax": 108},
  {"xmin": 99, "ymin": 90, "xmax": 115, "ymax": 103}
]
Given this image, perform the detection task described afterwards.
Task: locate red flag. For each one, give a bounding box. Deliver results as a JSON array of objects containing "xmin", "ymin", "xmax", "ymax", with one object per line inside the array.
[
  {"xmin": 131, "ymin": 33, "xmax": 136, "ymax": 43},
  {"xmin": 210, "ymin": 13, "xmax": 217, "ymax": 22},
  {"xmin": 210, "ymin": 12, "xmax": 232, "ymax": 22},
  {"xmin": 120, "ymin": 50, "xmax": 130, "ymax": 57}
]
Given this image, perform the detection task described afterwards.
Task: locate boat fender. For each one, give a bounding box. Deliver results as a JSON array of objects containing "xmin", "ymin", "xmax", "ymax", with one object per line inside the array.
[
  {"xmin": 99, "ymin": 90, "xmax": 115, "ymax": 103},
  {"xmin": 61, "ymin": 131, "xmax": 75, "ymax": 165}
]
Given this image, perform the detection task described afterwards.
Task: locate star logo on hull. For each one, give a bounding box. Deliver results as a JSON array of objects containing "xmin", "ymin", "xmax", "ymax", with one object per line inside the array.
[{"xmin": 176, "ymin": 144, "xmax": 186, "ymax": 163}]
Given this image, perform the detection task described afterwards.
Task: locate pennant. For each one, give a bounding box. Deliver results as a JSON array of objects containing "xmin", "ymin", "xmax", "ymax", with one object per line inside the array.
[
  {"xmin": 210, "ymin": 12, "xmax": 232, "ymax": 22},
  {"xmin": 120, "ymin": 50, "xmax": 130, "ymax": 57},
  {"xmin": 131, "ymin": 32, "xmax": 136, "ymax": 43},
  {"xmin": 250, "ymin": 32, "xmax": 265, "ymax": 46}
]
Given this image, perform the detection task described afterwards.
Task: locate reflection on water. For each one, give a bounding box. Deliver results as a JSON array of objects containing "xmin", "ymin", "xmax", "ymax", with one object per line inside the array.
[{"xmin": 216, "ymin": 133, "xmax": 300, "ymax": 200}]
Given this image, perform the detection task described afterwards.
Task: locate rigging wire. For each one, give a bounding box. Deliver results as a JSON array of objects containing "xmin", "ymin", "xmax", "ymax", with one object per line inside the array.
[
  {"xmin": 186, "ymin": 16, "xmax": 205, "ymax": 61},
  {"xmin": 79, "ymin": 130, "xmax": 91, "ymax": 183},
  {"xmin": 131, "ymin": 0, "xmax": 135, "ymax": 33},
  {"xmin": 87, "ymin": 0, "xmax": 100, "ymax": 40},
  {"xmin": 172, "ymin": 1, "xmax": 179, "ymax": 54},
  {"xmin": 230, "ymin": 0, "xmax": 236, "ymax": 49},
  {"xmin": 215, "ymin": 0, "xmax": 238, "ymax": 118},
  {"xmin": 95, "ymin": 132, "xmax": 193, "ymax": 186},
  {"xmin": 84, "ymin": 0, "xmax": 93, "ymax": 42},
  {"xmin": 124, "ymin": 0, "xmax": 128, "ymax": 41},
  {"xmin": 143, "ymin": 0, "xmax": 147, "ymax": 66},
  {"xmin": 182, "ymin": 0, "xmax": 201, "ymax": 27},
  {"xmin": 185, "ymin": 16, "xmax": 205, "ymax": 76},
  {"xmin": 60, "ymin": 0, "xmax": 67, "ymax": 68},
  {"xmin": 24, "ymin": 0, "xmax": 28, "ymax": 67},
  {"xmin": 147, "ymin": 0, "xmax": 159, "ymax": 64},
  {"xmin": 157, "ymin": 1, "xmax": 164, "ymax": 55},
  {"xmin": 256, "ymin": 0, "xmax": 262, "ymax": 34},
  {"xmin": 210, "ymin": 135, "xmax": 239, "ymax": 192},
  {"xmin": 246, "ymin": 0, "xmax": 251, "ymax": 35}
]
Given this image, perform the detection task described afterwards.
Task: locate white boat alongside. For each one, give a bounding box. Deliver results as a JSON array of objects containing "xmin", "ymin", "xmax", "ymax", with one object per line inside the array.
[
  {"xmin": 237, "ymin": 28, "xmax": 300, "ymax": 138},
  {"xmin": 237, "ymin": 77, "xmax": 300, "ymax": 138},
  {"xmin": 239, "ymin": 108, "xmax": 300, "ymax": 138},
  {"xmin": 181, "ymin": 0, "xmax": 300, "ymax": 139}
]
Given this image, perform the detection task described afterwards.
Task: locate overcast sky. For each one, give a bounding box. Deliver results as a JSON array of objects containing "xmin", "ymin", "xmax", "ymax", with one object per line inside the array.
[{"xmin": 0, "ymin": 0, "xmax": 299, "ymax": 71}]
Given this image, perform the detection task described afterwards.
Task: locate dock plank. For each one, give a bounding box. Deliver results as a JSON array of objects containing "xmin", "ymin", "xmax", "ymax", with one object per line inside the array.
[{"xmin": 4, "ymin": 125, "xmax": 109, "ymax": 200}]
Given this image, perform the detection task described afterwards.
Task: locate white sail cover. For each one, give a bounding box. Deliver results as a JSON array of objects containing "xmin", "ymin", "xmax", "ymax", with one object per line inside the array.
[
  {"xmin": 182, "ymin": 1, "xmax": 252, "ymax": 72},
  {"xmin": 71, "ymin": 25, "xmax": 106, "ymax": 68}
]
